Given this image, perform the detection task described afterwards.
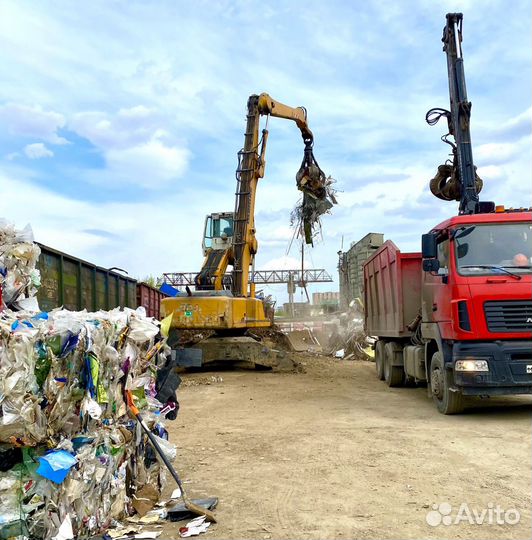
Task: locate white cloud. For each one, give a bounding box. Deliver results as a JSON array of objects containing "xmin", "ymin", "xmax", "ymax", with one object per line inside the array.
[
  {"xmin": 0, "ymin": 103, "xmax": 68, "ymax": 144},
  {"xmin": 475, "ymin": 142, "xmax": 521, "ymax": 165},
  {"xmin": 261, "ymin": 255, "xmax": 301, "ymax": 271},
  {"xmin": 0, "ymin": 169, "xmax": 205, "ymax": 278},
  {"xmin": 24, "ymin": 142, "xmax": 53, "ymax": 159},
  {"xmin": 70, "ymin": 107, "xmax": 159, "ymax": 149},
  {"xmin": 69, "ymin": 107, "xmax": 190, "ymax": 187},
  {"xmin": 105, "ymin": 138, "xmax": 189, "ymax": 186},
  {"xmin": 480, "ymin": 107, "xmax": 532, "ymax": 143},
  {"xmin": 476, "ymin": 164, "xmax": 504, "ymax": 180}
]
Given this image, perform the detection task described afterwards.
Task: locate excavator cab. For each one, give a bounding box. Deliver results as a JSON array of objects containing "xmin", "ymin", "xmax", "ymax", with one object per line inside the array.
[{"xmin": 202, "ymin": 212, "xmax": 234, "ymax": 256}]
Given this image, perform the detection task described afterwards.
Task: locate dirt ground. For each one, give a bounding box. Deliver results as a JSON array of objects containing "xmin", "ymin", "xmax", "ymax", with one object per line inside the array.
[{"xmin": 161, "ymin": 356, "xmax": 531, "ymax": 540}]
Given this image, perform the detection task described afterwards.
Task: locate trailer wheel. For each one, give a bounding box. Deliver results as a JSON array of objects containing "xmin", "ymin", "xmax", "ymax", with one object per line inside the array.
[
  {"xmin": 384, "ymin": 342, "xmax": 403, "ymax": 387},
  {"xmin": 430, "ymin": 352, "xmax": 464, "ymax": 414},
  {"xmin": 375, "ymin": 340, "xmax": 385, "ymax": 380}
]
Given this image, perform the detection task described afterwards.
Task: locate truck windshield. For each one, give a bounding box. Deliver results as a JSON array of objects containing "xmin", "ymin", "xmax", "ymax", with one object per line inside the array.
[{"xmin": 454, "ymin": 222, "xmax": 532, "ymax": 275}]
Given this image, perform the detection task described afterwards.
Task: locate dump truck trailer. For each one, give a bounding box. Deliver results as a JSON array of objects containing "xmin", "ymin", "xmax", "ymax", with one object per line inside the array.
[{"xmin": 364, "ymin": 220, "xmax": 532, "ymax": 414}]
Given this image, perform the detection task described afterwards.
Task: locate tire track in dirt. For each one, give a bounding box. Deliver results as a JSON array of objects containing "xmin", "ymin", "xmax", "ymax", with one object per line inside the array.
[{"xmin": 162, "ymin": 359, "xmax": 531, "ymax": 539}]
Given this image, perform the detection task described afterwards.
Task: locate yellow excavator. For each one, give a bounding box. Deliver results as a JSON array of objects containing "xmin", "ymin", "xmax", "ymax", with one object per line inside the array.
[{"xmin": 161, "ymin": 93, "xmax": 334, "ymax": 368}]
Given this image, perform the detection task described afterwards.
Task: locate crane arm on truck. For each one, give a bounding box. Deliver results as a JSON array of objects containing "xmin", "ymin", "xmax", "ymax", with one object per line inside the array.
[
  {"xmin": 426, "ymin": 12, "xmax": 483, "ymax": 215},
  {"xmin": 365, "ymin": 12, "xmax": 532, "ymax": 415}
]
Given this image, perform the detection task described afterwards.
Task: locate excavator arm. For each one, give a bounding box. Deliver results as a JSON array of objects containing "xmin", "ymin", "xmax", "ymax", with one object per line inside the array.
[
  {"xmin": 195, "ymin": 248, "xmax": 232, "ymax": 291},
  {"xmin": 231, "ymin": 93, "xmax": 328, "ymax": 297},
  {"xmin": 257, "ymin": 93, "xmax": 314, "ymax": 143},
  {"xmin": 191, "ymin": 93, "xmax": 333, "ymax": 299}
]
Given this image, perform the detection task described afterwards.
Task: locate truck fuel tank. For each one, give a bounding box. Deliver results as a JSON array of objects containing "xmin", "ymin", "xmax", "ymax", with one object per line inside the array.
[{"xmin": 404, "ymin": 345, "xmax": 427, "ymax": 381}]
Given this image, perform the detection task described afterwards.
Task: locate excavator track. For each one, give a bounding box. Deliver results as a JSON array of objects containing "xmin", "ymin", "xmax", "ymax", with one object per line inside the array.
[{"xmin": 173, "ymin": 335, "xmax": 296, "ymax": 371}]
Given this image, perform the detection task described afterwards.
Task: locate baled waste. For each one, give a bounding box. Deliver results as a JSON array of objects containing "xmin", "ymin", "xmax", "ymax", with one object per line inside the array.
[
  {"xmin": 0, "ymin": 220, "xmax": 41, "ymax": 312},
  {"xmin": 0, "ymin": 306, "xmax": 180, "ymax": 539},
  {"xmin": 0, "ymin": 220, "xmax": 180, "ymax": 539}
]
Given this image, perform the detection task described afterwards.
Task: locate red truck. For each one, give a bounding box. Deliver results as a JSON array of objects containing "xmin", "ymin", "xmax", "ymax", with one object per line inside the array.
[{"xmin": 363, "ymin": 14, "xmax": 532, "ymax": 414}]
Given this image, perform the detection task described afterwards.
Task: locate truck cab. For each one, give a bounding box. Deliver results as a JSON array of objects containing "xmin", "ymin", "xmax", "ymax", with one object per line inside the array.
[{"xmin": 420, "ymin": 210, "xmax": 532, "ymax": 410}]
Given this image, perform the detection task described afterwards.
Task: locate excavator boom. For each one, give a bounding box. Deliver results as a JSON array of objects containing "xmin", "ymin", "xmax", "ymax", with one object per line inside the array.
[
  {"xmin": 257, "ymin": 93, "xmax": 314, "ymax": 142},
  {"xmin": 231, "ymin": 93, "xmax": 330, "ymax": 298}
]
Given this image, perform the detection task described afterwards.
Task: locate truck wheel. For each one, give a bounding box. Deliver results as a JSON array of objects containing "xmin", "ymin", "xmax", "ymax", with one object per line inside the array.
[
  {"xmin": 375, "ymin": 340, "xmax": 385, "ymax": 380},
  {"xmin": 384, "ymin": 342, "xmax": 403, "ymax": 387},
  {"xmin": 430, "ymin": 352, "xmax": 464, "ymax": 414}
]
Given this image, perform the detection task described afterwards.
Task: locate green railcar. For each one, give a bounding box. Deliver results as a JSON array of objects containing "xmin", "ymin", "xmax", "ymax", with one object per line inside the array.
[{"xmin": 36, "ymin": 243, "xmax": 137, "ymax": 312}]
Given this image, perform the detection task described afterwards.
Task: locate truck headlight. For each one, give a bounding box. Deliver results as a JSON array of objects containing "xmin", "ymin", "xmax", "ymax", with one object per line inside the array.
[{"xmin": 455, "ymin": 359, "xmax": 489, "ymax": 372}]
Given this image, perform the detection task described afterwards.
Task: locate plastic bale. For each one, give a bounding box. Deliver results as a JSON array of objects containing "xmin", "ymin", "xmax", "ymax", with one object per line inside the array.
[{"xmin": 0, "ymin": 303, "xmax": 178, "ymax": 539}]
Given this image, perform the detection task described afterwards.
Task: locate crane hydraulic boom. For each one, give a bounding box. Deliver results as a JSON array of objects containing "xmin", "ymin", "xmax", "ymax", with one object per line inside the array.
[
  {"xmin": 426, "ymin": 12, "xmax": 483, "ymax": 215},
  {"xmin": 195, "ymin": 94, "xmax": 332, "ymax": 297}
]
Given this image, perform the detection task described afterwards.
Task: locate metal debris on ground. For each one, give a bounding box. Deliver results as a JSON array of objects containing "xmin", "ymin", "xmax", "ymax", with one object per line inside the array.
[{"xmin": 326, "ymin": 300, "xmax": 375, "ymax": 360}]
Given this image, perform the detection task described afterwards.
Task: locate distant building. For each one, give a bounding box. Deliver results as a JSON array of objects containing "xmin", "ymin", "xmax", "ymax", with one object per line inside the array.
[
  {"xmin": 282, "ymin": 301, "xmax": 312, "ymax": 318},
  {"xmin": 312, "ymin": 291, "xmax": 340, "ymax": 313},
  {"xmin": 338, "ymin": 232, "xmax": 384, "ymax": 309},
  {"xmin": 312, "ymin": 291, "xmax": 340, "ymax": 304}
]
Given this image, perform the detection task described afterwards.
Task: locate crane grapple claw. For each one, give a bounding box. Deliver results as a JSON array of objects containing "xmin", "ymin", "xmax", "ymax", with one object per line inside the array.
[
  {"xmin": 429, "ymin": 163, "xmax": 483, "ymax": 202},
  {"xmin": 293, "ymin": 145, "xmax": 337, "ymax": 245}
]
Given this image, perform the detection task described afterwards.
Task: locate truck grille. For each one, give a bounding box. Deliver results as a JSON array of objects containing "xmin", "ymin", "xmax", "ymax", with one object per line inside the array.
[{"xmin": 484, "ymin": 300, "xmax": 532, "ymax": 333}]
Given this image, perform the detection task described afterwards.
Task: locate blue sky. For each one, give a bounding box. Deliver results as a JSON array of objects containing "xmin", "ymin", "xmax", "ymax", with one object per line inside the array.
[{"xmin": 0, "ymin": 0, "xmax": 530, "ymax": 304}]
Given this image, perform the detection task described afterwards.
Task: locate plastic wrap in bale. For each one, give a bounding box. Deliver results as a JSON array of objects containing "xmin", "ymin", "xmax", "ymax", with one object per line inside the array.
[
  {"xmin": 0, "ymin": 220, "xmax": 41, "ymax": 311},
  {"xmin": 0, "ymin": 305, "xmax": 177, "ymax": 539}
]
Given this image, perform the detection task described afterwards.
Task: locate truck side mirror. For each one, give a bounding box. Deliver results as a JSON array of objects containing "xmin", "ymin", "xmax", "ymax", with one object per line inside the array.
[
  {"xmin": 423, "ymin": 259, "xmax": 441, "ymax": 272},
  {"xmin": 421, "ymin": 233, "xmax": 438, "ymax": 258},
  {"xmin": 421, "ymin": 233, "xmax": 440, "ymax": 273}
]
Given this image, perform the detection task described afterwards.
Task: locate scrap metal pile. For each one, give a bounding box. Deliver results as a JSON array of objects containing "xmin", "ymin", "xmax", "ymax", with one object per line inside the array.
[
  {"xmin": 327, "ymin": 300, "xmax": 375, "ymax": 360},
  {"xmin": 0, "ymin": 222, "xmax": 179, "ymax": 540}
]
